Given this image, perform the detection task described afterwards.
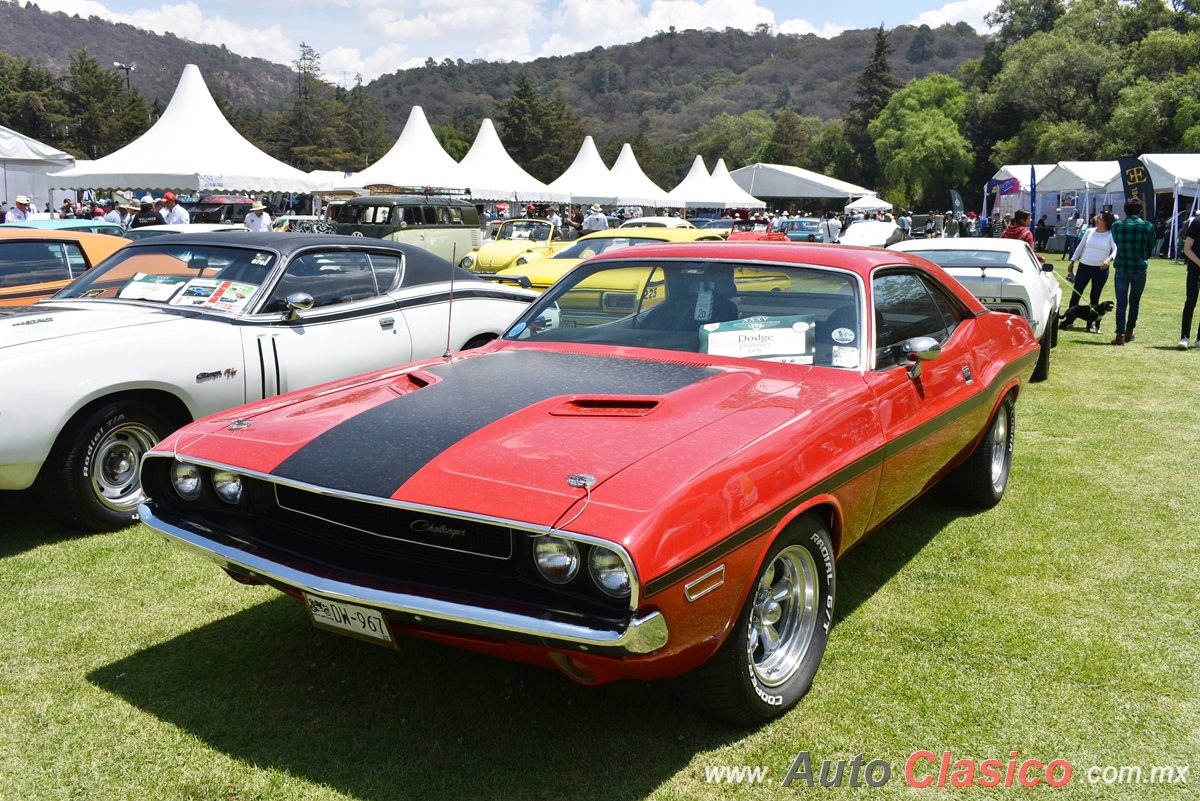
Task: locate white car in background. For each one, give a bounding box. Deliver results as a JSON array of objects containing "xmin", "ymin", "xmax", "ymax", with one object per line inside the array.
[
  {"xmin": 618, "ymin": 217, "xmax": 696, "ymax": 229},
  {"xmin": 0, "ymin": 232, "xmax": 535, "ymax": 531},
  {"xmin": 124, "ymin": 223, "xmax": 249, "ymax": 241},
  {"xmin": 890, "ymin": 237, "xmax": 1061, "ymax": 382}
]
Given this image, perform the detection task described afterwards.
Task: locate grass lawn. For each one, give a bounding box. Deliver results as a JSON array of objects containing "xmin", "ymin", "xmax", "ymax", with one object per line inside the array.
[{"xmin": 1, "ymin": 258, "xmax": 1197, "ymax": 800}]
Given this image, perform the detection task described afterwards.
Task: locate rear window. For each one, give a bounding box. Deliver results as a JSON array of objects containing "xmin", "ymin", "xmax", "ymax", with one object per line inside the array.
[
  {"xmin": 0, "ymin": 241, "xmax": 82, "ymax": 287},
  {"xmin": 905, "ymin": 249, "xmax": 1020, "ymax": 269}
]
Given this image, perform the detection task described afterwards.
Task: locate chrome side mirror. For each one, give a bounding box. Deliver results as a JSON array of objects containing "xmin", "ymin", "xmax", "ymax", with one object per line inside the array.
[
  {"xmin": 903, "ymin": 336, "xmax": 942, "ymax": 379},
  {"xmin": 285, "ymin": 292, "xmax": 314, "ymax": 321}
]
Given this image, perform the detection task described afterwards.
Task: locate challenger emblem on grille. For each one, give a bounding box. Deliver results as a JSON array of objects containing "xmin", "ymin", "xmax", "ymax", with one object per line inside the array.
[{"xmin": 410, "ymin": 519, "xmax": 466, "ymax": 538}]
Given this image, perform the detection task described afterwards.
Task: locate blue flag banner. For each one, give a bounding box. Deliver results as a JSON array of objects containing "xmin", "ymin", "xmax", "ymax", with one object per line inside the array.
[
  {"xmin": 986, "ymin": 177, "xmax": 1021, "ymax": 196},
  {"xmin": 1117, "ymin": 158, "xmax": 1155, "ymax": 220}
]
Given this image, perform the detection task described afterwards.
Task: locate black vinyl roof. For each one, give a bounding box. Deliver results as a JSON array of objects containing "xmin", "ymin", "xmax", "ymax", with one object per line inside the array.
[{"xmin": 121, "ymin": 232, "xmax": 485, "ymax": 286}]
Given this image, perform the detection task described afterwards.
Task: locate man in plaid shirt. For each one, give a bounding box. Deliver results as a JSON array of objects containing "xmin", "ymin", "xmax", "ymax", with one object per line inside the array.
[{"xmin": 1110, "ymin": 198, "xmax": 1157, "ymax": 345}]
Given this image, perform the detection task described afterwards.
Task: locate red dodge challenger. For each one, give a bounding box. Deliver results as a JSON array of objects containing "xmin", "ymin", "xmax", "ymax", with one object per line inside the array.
[{"xmin": 139, "ymin": 242, "xmax": 1039, "ymax": 725}]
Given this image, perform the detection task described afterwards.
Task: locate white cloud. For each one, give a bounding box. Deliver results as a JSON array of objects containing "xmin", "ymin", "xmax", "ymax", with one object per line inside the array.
[
  {"xmin": 36, "ymin": 0, "xmax": 296, "ymax": 62},
  {"xmin": 538, "ymin": 0, "xmax": 775, "ymax": 58},
  {"xmin": 777, "ymin": 18, "xmax": 851, "ymax": 38},
  {"xmin": 908, "ymin": 0, "xmax": 999, "ymax": 33},
  {"xmin": 323, "ymin": 44, "xmax": 427, "ymax": 85}
]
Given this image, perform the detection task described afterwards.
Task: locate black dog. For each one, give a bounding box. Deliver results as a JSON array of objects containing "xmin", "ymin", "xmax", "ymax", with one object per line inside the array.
[{"xmin": 1059, "ymin": 300, "xmax": 1115, "ymax": 333}]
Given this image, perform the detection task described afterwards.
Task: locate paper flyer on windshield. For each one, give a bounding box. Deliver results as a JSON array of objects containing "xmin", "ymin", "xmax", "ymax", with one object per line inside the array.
[
  {"xmin": 700, "ymin": 315, "xmax": 816, "ymax": 363},
  {"xmin": 169, "ymin": 278, "xmax": 258, "ymax": 312},
  {"xmin": 116, "ymin": 273, "xmax": 190, "ymax": 302}
]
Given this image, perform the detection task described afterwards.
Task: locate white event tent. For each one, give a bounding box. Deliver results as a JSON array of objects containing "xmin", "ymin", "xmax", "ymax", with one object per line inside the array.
[
  {"xmin": 608, "ymin": 143, "xmax": 668, "ymax": 207},
  {"xmin": 1, "ymin": 125, "xmax": 74, "ymax": 209},
  {"xmin": 986, "ymin": 164, "xmax": 1057, "ymax": 219},
  {"xmin": 457, "ymin": 119, "xmax": 566, "ymax": 203},
  {"xmin": 845, "ymin": 195, "xmax": 893, "ymax": 213},
  {"xmin": 340, "ymin": 106, "xmax": 463, "ymax": 193},
  {"xmin": 663, "ymin": 156, "xmax": 726, "ymax": 208},
  {"xmin": 729, "ymin": 163, "xmax": 872, "ymax": 201},
  {"xmin": 547, "ymin": 136, "xmax": 619, "ymax": 205},
  {"xmin": 710, "ymin": 159, "xmax": 766, "ymax": 210},
  {"xmin": 50, "ymin": 65, "xmax": 319, "ymax": 194},
  {"xmin": 1121, "ymin": 154, "xmax": 1200, "ymax": 256}
]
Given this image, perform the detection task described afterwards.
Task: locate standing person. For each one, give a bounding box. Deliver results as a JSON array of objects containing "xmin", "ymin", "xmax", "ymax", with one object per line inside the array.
[
  {"xmin": 565, "ymin": 204, "xmax": 584, "ymax": 239},
  {"xmin": 130, "ymin": 195, "xmax": 166, "ymax": 229},
  {"xmin": 897, "ymin": 210, "xmax": 911, "ymax": 240},
  {"xmin": 547, "ymin": 206, "xmax": 562, "ymax": 229},
  {"xmin": 59, "ymin": 199, "xmax": 75, "ymax": 219},
  {"xmin": 958, "ymin": 213, "xmax": 970, "ymax": 238},
  {"xmin": 819, "ymin": 211, "xmax": 841, "ymax": 243},
  {"xmin": 1109, "ymin": 198, "xmax": 1157, "ymax": 345},
  {"xmin": 1176, "ymin": 210, "xmax": 1200, "ymax": 349},
  {"xmin": 4, "ymin": 195, "xmax": 32, "ymax": 222},
  {"xmin": 1065, "ymin": 211, "xmax": 1117, "ymax": 332},
  {"xmin": 1062, "ymin": 213, "xmax": 1080, "ymax": 259},
  {"xmin": 101, "ymin": 199, "xmax": 123, "ymax": 225},
  {"xmin": 244, "ymin": 201, "xmax": 272, "ymax": 232},
  {"xmin": 1002, "ymin": 210, "xmax": 1035, "ymax": 248},
  {"xmin": 581, "ymin": 204, "xmax": 608, "ymax": 233},
  {"xmin": 162, "ymin": 192, "xmax": 189, "ymax": 225}
]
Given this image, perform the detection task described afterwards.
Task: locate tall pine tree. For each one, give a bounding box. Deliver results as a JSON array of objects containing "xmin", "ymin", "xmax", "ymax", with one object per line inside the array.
[{"xmin": 843, "ymin": 26, "xmax": 902, "ymax": 189}]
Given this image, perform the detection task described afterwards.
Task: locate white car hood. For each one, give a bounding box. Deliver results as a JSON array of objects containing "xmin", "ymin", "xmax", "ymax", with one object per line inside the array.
[{"xmin": 0, "ymin": 302, "xmax": 192, "ymax": 350}]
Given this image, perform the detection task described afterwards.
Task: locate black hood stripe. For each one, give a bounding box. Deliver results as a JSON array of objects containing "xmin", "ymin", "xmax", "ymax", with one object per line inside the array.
[{"xmin": 270, "ymin": 350, "xmax": 719, "ymax": 498}]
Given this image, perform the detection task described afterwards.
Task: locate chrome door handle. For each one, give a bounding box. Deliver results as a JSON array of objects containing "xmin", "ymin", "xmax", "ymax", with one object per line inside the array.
[{"xmin": 380, "ymin": 317, "xmax": 395, "ymax": 330}]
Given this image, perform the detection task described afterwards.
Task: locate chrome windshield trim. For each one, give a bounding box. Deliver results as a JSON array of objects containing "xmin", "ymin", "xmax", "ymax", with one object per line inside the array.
[
  {"xmin": 141, "ymin": 504, "xmax": 666, "ymax": 655},
  {"xmin": 142, "ymin": 452, "xmax": 642, "ymax": 611}
]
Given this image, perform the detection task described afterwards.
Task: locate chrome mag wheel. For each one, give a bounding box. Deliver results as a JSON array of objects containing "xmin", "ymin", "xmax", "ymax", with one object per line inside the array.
[
  {"xmin": 990, "ymin": 405, "xmax": 1011, "ymax": 491},
  {"xmin": 747, "ymin": 544, "xmax": 820, "ymax": 688}
]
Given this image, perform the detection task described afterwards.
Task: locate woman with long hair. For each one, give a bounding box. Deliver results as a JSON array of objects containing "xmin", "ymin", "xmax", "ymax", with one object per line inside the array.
[{"xmin": 1065, "ymin": 211, "xmax": 1118, "ymax": 332}]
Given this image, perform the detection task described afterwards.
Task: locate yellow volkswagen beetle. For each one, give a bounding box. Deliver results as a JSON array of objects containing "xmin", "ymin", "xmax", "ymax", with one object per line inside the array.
[{"xmin": 460, "ymin": 218, "xmax": 569, "ymax": 273}]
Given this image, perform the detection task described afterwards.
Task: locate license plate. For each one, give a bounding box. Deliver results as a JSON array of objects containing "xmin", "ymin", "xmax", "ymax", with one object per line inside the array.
[{"xmin": 304, "ymin": 594, "xmax": 396, "ymax": 648}]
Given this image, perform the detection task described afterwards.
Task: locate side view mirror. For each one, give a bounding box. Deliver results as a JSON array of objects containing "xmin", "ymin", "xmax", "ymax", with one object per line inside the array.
[
  {"xmin": 1041, "ymin": 262, "xmax": 1055, "ymax": 272},
  {"xmin": 285, "ymin": 292, "xmax": 314, "ymax": 321},
  {"xmin": 903, "ymin": 336, "xmax": 941, "ymax": 379}
]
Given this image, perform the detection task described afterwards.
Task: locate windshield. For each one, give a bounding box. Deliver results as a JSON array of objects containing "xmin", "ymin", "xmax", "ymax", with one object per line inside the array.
[
  {"xmin": 731, "ymin": 220, "xmax": 769, "ymax": 233},
  {"xmin": 504, "ymin": 259, "xmax": 862, "ymax": 368},
  {"xmin": 57, "ymin": 244, "xmax": 278, "ymax": 313},
  {"xmin": 552, "ymin": 236, "xmax": 667, "ymax": 260},
  {"xmin": 903, "ymin": 248, "xmax": 1025, "ymax": 270},
  {"xmin": 783, "ymin": 220, "xmax": 820, "ymax": 232},
  {"xmin": 497, "ymin": 220, "xmax": 552, "ymax": 242}
]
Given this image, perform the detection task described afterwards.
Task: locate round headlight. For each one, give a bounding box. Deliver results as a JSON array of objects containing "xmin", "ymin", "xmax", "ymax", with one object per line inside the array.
[
  {"xmin": 588, "ymin": 546, "xmax": 631, "ymax": 598},
  {"xmin": 516, "ymin": 256, "xmax": 528, "ymax": 266},
  {"xmin": 533, "ymin": 536, "xmax": 580, "ymax": 584},
  {"xmin": 460, "ymin": 255, "xmax": 474, "ymax": 269},
  {"xmin": 211, "ymin": 470, "xmax": 244, "ymax": 504},
  {"xmin": 171, "ymin": 460, "xmax": 201, "ymax": 501}
]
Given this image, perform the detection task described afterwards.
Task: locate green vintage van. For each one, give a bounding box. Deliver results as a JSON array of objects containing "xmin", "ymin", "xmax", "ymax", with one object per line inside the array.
[{"xmin": 333, "ymin": 195, "xmax": 482, "ymax": 264}]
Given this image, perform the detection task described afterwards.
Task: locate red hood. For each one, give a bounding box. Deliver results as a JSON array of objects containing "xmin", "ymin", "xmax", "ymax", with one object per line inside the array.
[{"xmin": 169, "ymin": 345, "xmax": 812, "ymax": 528}]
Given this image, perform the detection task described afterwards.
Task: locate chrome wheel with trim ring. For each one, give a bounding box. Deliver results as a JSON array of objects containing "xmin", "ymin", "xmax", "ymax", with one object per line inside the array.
[{"xmin": 747, "ymin": 545, "xmax": 820, "ymax": 688}]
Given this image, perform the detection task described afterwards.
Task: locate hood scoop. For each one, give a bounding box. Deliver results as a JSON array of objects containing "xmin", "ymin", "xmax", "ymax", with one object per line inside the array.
[{"xmin": 549, "ymin": 396, "xmax": 661, "ymax": 417}]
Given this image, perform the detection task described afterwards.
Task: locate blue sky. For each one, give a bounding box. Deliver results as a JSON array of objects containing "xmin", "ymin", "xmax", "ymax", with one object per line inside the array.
[{"xmin": 33, "ymin": 0, "xmax": 998, "ymax": 82}]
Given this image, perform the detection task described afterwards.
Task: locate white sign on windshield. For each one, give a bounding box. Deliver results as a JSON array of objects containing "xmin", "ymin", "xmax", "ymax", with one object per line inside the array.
[{"xmin": 700, "ymin": 315, "xmax": 816, "ymax": 363}]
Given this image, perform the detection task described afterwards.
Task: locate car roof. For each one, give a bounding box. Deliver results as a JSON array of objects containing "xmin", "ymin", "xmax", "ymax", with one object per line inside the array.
[
  {"xmin": 576, "ymin": 228, "xmax": 717, "ymax": 241},
  {"xmin": 118, "ymin": 231, "xmax": 486, "ymax": 284},
  {"xmin": 0, "ymin": 227, "xmax": 125, "ymax": 244},
  {"xmin": 2, "ymin": 219, "xmax": 123, "ymax": 232},
  {"xmin": 891, "ymin": 237, "xmax": 1028, "ymax": 253}
]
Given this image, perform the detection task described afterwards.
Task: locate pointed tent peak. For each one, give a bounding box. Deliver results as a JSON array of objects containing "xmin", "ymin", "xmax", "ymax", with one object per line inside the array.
[
  {"xmin": 568, "ymin": 136, "xmax": 608, "ymax": 171},
  {"xmin": 710, "ymin": 158, "xmax": 766, "ymax": 209},
  {"xmin": 609, "ymin": 142, "xmax": 667, "ymax": 207},
  {"xmin": 460, "ymin": 118, "xmax": 505, "ymax": 164},
  {"xmin": 613, "ymin": 143, "xmax": 639, "ymax": 168},
  {"xmin": 344, "ymin": 104, "xmax": 462, "ymax": 189},
  {"xmin": 458, "ymin": 117, "xmax": 566, "ymax": 203},
  {"xmin": 687, "ymin": 155, "xmax": 710, "ymax": 176},
  {"xmin": 547, "ymin": 135, "xmax": 619, "ymax": 203},
  {"xmin": 711, "ymin": 159, "xmax": 732, "ymax": 179},
  {"xmin": 154, "ymin": 64, "xmax": 229, "ymax": 133}
]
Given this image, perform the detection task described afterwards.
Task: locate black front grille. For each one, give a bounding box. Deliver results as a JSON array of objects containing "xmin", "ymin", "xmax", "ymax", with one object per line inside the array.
[{"xmin": 275, "ymin": 484, "xmax": 513, "ymax": 559}]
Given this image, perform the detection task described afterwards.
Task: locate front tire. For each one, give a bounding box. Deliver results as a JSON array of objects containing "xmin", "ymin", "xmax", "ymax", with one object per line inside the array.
[
  {"xmin": 38, "ymin": 400, "xmax": 174, "ymax": 531},
  {"xmin": 677, "ymin": 514, "xmax": 835, "ymax": 726},
  {"xmin": 943, "ymin": 392, "xmax": 1015, "ymax": 509}
]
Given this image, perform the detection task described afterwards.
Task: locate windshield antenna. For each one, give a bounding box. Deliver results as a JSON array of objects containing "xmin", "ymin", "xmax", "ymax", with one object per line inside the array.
[{"xmin": 444, "ymin": 243, "xmax": 457, "ymax": 359}]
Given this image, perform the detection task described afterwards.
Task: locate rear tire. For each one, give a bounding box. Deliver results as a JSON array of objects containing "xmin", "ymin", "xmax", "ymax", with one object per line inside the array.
[
  {"xmin": 460, "ymin": 334, "xmax": 496, "ymax": 350},
  {"xmin": 675, "ymin": 513, "xmax": 835, "ymax": 726},
  {"xmin": 1032, "ymin": 327, "xmax": 1051, "ymax": 382},
  {"xmin": 943, "ymin": 392, "xmax": 1015, "ymax": 509},
  {"xmin": 38, "ymin": 399, "xmax": 174, "ymax": 532}
]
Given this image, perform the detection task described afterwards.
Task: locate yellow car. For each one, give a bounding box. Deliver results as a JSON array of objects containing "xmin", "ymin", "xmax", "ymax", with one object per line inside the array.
[
  {"xmin": 493, "ymin": 228, "xmax": 726, "ymax": 292},
  {"xmin": 460, "ymin": 218, "xmax": 569, "ymax": 273}
]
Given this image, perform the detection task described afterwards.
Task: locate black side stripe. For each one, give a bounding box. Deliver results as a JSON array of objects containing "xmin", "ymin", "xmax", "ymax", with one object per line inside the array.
[
  {"xmin": 227, "ymin": 288, "xmax": 530, "ymax": 328},
  {"xmin": 641, "ymin": 349, "xmax": 1036, "ymax": 598}
]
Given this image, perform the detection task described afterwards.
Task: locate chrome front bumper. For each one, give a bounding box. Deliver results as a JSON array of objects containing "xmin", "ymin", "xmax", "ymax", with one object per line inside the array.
[{"xmin": 140, "ymin": 504, "xmax": 669, "ymax": 655}]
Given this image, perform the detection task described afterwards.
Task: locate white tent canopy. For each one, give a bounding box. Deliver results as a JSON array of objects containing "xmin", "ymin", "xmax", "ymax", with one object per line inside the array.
[
  {"xmin": 340, "ymin": 106, "xmax": 463, "ymax": 193},
  {"xmin": 1103, "ymin": 153, "xmax": 1200, "ymax": 195},
  {"xmin": 729, "ymin": 163, "xmax": 872, "ymax": 200},
  {"xmin": 709, "ymin": 159, "xmax": 766, "ymax": 210},
  {"xmin": 992, "ymin": 164, "xmax": 1056, "ymax": 184},
  {"xmin": 1, "ymin": 124, "xmax": 73, "ymax": 208},
  {"xmin": 608, "ymin": 143, "xmax": 667, "ymax": 207},
  {"xmin": 547, "ymin": 136, "xmax": 619, "ymax": 205},
  {"xmin": 1037, "ymin": 161, "xmax": 1120, "ymax": 193},
  {"xmin": 458, "ymin": 119, "xmax": 566, "ymax": 203},
  {"xmin": 845, "ymin": 195, "xmax": 892, "ymax": 212},
  {"xmin": 50, "ymin": 65, "xmax": 319, "ymax": 193},
  {"xmin": 663, "ymin": 156, "xmax": 725, "ymax": 207}
]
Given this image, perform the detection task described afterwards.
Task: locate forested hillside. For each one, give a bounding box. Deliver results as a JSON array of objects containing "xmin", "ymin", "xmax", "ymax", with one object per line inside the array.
[{"xmin": 0, "ymin": 1, "xmax": 295, "ymax": 109}]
